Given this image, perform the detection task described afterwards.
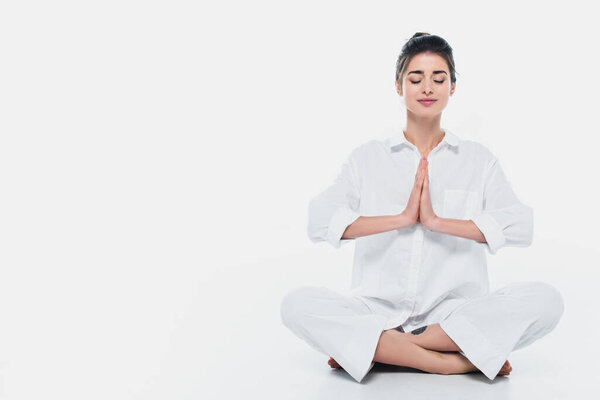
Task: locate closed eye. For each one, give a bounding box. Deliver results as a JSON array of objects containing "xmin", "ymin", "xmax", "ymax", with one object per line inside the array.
[{"xmin": 410, "ymin": 80, "xmax": 445, "ymax": 84}]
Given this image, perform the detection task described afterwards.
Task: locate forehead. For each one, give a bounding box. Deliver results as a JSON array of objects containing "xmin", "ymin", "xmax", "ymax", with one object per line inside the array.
[{"xmin": 405, "ymin": 52, "xmax": 449, "ymax": 74}]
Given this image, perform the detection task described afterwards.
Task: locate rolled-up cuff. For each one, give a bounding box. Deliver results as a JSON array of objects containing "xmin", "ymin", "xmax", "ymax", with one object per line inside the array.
[
  {"xmin": 326, "ymin": 206, "xmax": 361, "ymax": 249},
  {"xmin": 471, "ymin": 213, "xmax": 506, "ymax": 255}
]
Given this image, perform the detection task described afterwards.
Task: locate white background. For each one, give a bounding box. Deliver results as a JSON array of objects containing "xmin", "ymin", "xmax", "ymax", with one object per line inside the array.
[{"xmin": 0, "ymin": 1, "xmax": 598, "ymax": 399}]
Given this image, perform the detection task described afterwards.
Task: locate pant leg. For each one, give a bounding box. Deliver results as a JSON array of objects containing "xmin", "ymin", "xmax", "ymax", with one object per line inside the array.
[
  {"xmin": 438, "ymin": 281, "xmax": 565, "ymax": 380},
  {"xmin": 280, "ymin": 285, "xmax": 388, "ymax": 383}
]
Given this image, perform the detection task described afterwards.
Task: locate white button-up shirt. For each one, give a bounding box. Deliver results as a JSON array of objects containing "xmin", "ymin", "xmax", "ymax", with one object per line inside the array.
[{"xmin": 307, "ymin": 128, "xmax": 533, "ymax": 330}]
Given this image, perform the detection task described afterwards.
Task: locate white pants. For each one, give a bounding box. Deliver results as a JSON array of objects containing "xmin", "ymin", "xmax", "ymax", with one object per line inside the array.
[{"xmin": 280, "ymin": 281, "xmax": 564, "ymax": 383}]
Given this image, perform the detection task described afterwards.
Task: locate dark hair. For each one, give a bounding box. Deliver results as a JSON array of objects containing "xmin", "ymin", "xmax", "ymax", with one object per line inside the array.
[{"xmin": 395, "ymin": 32, "xmax": 458, "ymax": 88}]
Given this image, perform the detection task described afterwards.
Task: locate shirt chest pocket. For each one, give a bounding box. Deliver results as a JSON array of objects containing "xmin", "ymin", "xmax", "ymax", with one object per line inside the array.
[{"xmin": 442, "ymin": 189, "xmax": 478, "ymax": 220}]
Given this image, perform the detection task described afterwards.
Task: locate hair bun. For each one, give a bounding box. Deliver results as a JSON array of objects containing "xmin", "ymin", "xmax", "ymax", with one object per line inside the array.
[
  {"xmin": 395, "ymin": 33, "xmax": 457, "ymax": 85},
  {"xmin": 410, "ymin": 32, "xmax": 431, "ymax": 40}
]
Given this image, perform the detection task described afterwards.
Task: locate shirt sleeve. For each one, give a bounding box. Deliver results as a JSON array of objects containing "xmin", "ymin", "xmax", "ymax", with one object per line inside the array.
[
  {"xmin": 471, "ymin": 156, "xmax": 533, "ymax": 255},
  {"xmin": 307, "ymin": 151, "xmax": 361, "ymax": 249}
]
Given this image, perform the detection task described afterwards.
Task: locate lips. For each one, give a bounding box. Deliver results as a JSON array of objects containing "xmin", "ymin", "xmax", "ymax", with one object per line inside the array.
[{"xmin": 418, "ymin": 99, "xmax": 437, "ymax": 106}]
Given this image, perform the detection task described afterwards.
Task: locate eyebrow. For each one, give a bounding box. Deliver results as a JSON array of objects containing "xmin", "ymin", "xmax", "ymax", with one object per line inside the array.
[{"xmin": 407, "ymin": 70, "xmax": 448, "ymax": 76}]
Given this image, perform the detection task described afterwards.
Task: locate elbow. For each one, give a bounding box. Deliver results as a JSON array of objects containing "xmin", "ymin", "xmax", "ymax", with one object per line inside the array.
[
  {"xmin": 306, "ymin": 199, "xmax": 328, "ymax": 244},
  {"xmin": 516, "ymin": 206, "xmax": 534, "ymax": 247},
  {"xmin": 306, "ymin": 199, "xmax": 360, "ymax": 249},
  {"xmin": 474, "ymin": 205, "xmax": 533, "ymax": 252},
  {"xmin": 306, "ymin": 220, "xmax": 321, "ymax": 244},
  {"xmin": 307, "ymin": 223, "xmax": 324, "ymax": 244}
]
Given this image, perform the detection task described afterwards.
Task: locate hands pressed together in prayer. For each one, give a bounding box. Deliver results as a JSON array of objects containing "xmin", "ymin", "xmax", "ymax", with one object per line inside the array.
[
  {"xmin": 401, "ymin": 153, "xmax": 486, "ymax": 242},
  {"xmin": 403, "ymin": 154, "xmax": 439, "ymax": 230},
  {"xmin": 340, "ymin": 150, "xmax": 486, "ymax": 241}
]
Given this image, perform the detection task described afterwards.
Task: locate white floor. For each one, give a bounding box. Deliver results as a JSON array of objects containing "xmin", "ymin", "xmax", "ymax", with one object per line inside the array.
[{"xmin": 133, "ymin": 238, "xmax": 597, "ymax": 400}]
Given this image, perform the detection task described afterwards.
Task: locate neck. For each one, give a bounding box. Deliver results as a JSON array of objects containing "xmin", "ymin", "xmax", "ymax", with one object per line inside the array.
[{"xmin": 403, "ymin": 113, "xmax": 445, "ymax": 158}]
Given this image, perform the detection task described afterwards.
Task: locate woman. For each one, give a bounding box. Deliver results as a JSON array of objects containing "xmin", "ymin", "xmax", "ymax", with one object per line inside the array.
[{"xmin": 280, "ymin": 32, "xmax": 564, "ymax": 383}]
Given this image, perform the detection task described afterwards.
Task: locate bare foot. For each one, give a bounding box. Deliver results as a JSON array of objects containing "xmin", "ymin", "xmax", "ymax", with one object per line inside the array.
[
  {"xmin": 445, "ymin": 352, "xmax": 512, "ymax": 377},
  {"xmin": 328, "ymin": 357, "xmax": 343, "ymax": 370},
  {"xmin": 498, "ymin": 360, "xmax": 512, "ymax": 376}
]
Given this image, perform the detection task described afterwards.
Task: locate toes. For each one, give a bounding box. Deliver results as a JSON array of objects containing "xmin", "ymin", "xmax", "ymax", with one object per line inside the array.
[
  {"xmin": 498, "ymin": 365, "xmax": 512, "ymax": 376},
  {"xmin": 498, "ymin": 364, "xmax": 512, "ymax": 376},
  {"xmin": 328, "ymin": 357, "xmax": 342, "ymax": 369}
]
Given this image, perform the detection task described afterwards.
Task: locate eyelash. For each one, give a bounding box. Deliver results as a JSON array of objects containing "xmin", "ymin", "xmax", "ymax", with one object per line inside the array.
[{"xmin": 410, "ymin": 80, "xmax": 445, "ymax": 84}]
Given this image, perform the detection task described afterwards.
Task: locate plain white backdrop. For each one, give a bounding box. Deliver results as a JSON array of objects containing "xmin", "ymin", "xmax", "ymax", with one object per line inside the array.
[{"xmin": 0, "ymin": 1, "xmax": 598, "ymax": 399}]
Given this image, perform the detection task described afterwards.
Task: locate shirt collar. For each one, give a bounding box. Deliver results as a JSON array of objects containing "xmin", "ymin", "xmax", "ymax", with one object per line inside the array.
[{"xmin": 389, "ymin": 128, "xmax": 460, "ymax": 151}]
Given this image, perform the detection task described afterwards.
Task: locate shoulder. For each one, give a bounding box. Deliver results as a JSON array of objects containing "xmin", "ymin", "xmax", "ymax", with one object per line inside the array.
[
  {"xmin": 351, "ymin": 138, "xmax": 388, "ymax": 159},
  {"xmin": 458, "ymin": 139, "xmax": 498, "ymax": 165},
  {"xmin": 343, "ymin": 139, "xmax": 385, "ymax": 164}
]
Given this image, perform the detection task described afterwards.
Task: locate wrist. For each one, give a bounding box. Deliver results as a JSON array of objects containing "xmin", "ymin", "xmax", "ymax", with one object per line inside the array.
[
  {"xmin": 427, "ymin": 216, "xmax": 443, "ymax": 231},
  {"xmin": 397, "ymin": 211, "xmax": 415, "ymax": 229}
]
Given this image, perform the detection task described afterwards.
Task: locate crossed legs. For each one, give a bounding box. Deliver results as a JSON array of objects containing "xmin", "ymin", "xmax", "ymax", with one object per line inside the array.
[
  {"xmin": 328, "ymin": 323, "xmax": 512, "ymax": 376},
  {"xmin": 350, "ymin": 279, "xmax": 565, "ymax": 378},
  {"xmin": 280, "ymin": 285, "xmax": 527, "ymax": 380}
]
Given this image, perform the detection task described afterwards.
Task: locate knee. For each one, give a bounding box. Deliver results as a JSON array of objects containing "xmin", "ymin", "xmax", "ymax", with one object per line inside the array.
[
  {"xmin": 528, "ymin": 282, "xmax": 565, "ymax": 329},
  {"xmin": 280, "ymin": 286, "xmax": 327, "ymax": 329}
]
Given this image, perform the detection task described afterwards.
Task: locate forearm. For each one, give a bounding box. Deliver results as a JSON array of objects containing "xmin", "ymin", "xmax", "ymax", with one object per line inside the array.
[
  {"xmin": 429, "ymin": 217, "xmax": 487, "ymax": 243},
  {"xmin": 342, "ymin": 213, "xmax": 413, "ymax": 239}
]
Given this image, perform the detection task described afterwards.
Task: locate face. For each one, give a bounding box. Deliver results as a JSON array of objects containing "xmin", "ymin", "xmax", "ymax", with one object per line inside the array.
[{"xmin": 395, "ymin": 51, "xmax": 456, "ymax": 117}]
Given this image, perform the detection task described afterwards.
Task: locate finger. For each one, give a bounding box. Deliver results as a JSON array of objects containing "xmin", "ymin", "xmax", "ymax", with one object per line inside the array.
[
  {"xmin": 415, "ymin": 160, "xmax": 424, "ymax": 179},
  {"xmin": 415, "ymin": 168, "xmax": 424, "ymax": 185}
]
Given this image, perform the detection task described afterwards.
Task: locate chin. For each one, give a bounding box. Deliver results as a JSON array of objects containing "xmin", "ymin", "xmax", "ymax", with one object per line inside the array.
[{"xmin": 407, "ymin": 108, "xmax": 442, "ymax": 117}]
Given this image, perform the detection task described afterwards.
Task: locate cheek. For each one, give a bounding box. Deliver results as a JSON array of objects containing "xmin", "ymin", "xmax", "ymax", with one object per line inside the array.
[{"xmin": 405, "ymin": 85, "xmax": 420, "ymax": 97}]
